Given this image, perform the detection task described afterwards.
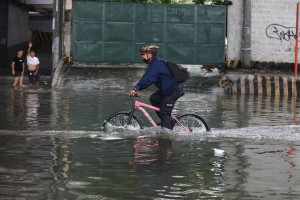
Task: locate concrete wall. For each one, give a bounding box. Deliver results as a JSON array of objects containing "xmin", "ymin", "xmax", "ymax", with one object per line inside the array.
[
  {"xmin": 6, "ymin": 4, "xmax": 29, "ymax": 68},
  {"xmin": 227, "ymin": 0, "xmax": 299, "ymax": 68},
  {"xmin": 29, "ymin": 18, "xmax": 52, "ymax": 33},
  {"xmin": 252, "ymin": 0, "xmax": 296, "ymax": 63},
  {"xmin": 0, "ymin": 1, "xmax": 8, "ymax": 68},
  {"xmin": 7, "ymin": 4, "xmax": 28, "ymax": 47},
  {"xmin": 227, "ymin": 0, "xmax": 243, "ymax": 63}
]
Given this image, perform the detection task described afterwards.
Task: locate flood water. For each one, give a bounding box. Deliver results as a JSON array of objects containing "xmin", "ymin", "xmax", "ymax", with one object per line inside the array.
[{"xmin": 0, "ymin": 75, "xmax": 300, "ymax": 200}]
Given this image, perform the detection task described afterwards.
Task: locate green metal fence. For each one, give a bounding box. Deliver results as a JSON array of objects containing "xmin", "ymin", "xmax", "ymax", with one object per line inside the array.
[{"xmin": 73, "ymin": 2, "xmax": 226, "ymax": 65}]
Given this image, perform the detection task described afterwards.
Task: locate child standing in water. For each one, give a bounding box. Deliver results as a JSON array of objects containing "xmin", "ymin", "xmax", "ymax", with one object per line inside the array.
[
  {"xmin": 11, "ymin": 50, "xmax": 25, "ymax": 87},
  {"xmin": 27, "ymin": 42, "xmax": 40, "ymax": 87}
]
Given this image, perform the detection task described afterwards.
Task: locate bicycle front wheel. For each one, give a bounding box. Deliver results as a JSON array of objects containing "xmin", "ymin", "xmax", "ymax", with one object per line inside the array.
[
  {"xmin": 103, "ymin": 111, "xmax": 144, "ymax": 131},
  {"xmin": 172, "ymin": 114, "xmax": 210, "ymax": 132}
]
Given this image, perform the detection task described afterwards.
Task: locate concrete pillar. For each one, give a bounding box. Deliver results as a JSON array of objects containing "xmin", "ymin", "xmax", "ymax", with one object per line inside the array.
[
  {"xmin": 52, "ymin": 0, "xmax": 61, "ymax": 73},
  {"xmin": 227, "ymin": 0, "xmax": 251, "ymax": 68},
  {"xmin": 227, "ymin": 0, "xmax": 243, "ymax": 67},
  {"xmin": 51, "ymin": 0, "xmax": 67, "ymax": 86},
  {"xmin": 64, "ymin": 0, "xmax": 72, "ymax": 62},
  {"xmin": 241, "ymin": 0, "xmax": 251, "ymax": 68}
]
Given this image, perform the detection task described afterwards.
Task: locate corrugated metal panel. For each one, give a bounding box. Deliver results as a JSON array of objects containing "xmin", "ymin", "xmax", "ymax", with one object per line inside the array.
[{"xmin": 73, "ymin": 2, "xmax": 226, "ymax": 65}]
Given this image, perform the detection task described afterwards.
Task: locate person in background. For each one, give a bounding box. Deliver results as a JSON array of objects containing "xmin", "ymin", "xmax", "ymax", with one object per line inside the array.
[
  {"xmin": 11, "ymin": 50, "xmax": 25, "ymax": 87},
  {"xmin": 27, "ymin": 42, "xmax": 40, "ymax": 87}
]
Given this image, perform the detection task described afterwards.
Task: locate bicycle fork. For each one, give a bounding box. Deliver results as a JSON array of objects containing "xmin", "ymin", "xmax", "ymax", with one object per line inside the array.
[
  {"xmin": 171, "ymin": 115, "xmax": 191, "ymax": 132},
  {"xmin": 126, "ymin": 108, "xmax": 135, "ymax": 127}
]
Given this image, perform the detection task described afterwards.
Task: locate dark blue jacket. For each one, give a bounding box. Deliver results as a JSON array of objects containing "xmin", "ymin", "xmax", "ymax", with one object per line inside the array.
[{"xmin": 134, "ymin": 55, "xmax": 180, "ymax": 95}]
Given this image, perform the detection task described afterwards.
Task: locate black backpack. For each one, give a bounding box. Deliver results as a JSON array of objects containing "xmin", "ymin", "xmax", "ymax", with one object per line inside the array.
[{"xmin": 164, "ymin": 61, "xmax": 190, "ymax": 83}]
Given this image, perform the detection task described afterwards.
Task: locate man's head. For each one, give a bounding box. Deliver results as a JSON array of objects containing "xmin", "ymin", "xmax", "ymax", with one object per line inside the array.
[
  {"xmin": 139, "ymin": 44, "xmax": 159, "ymax": 64},
  {"xmin": 17, "ymin": 50, "xmax": 23, "ymax": 57},
  {"xmin": 29, "ymin": 50, "xmax": 36, "ymax": 58}
]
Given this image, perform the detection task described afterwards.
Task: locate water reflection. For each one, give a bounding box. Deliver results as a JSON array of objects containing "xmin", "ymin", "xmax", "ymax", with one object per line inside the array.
[
  {"xmin": 245, "ymin": 142, "xmax": 298, "ymax": 199},
  {"xmin": 283, "ymin": 141, "xmax": 297, "ymax": 195},
  {"xmin": 211, "ymin": 94, "xmax": 300, "ymax": 129},
  {"xmin": 131, "ymin": 136, "xmax": 169, "ymax": 165},
  {"xmin": 49, "ymin": 90, "xmax": 72, "ymax": 131},
  {"xmin": 0, "ymin": 135, "xmax": 57, "ymax": 199},
  {"xmin": 25, "ymin": 92, "xmax": 39, "ymax": 130},
  {"xmin": 55, "ymin": 136, "xmax": 226, "ymax": 199},
  {"xmin": 130, "ymin": 137, "xmax": 175, "ymax": 198},
  {"xmin": 9, "ymin": 88, "xmax": 26, "ymax": 129},
  {"xmin": 1, "ymin": 79, "xmax": 300, "ymax": 131}
]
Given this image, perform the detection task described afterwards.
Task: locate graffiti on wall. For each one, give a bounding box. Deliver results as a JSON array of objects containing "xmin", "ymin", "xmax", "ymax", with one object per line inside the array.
[{"xmin": 266, "ymin": 24, "xmax": 299, "ymax": 42}]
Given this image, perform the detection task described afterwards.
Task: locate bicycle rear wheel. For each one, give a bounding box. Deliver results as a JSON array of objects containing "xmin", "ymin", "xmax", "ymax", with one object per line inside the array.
[
  {"xmin": 172, "ymin": 114, "xmax": 210, "ymax": 132},
  {"xmin": 103, "ymin": 111, "xmax": 144, "ymax": 131}
]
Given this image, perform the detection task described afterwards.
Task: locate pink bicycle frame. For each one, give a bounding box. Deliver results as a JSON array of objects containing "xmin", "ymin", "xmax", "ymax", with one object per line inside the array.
[
  {"xmin": 134, "ymin": 100, "xmax": 159, "ymax": 127},
  {"xmin": 134, "ymin": 100, "xmax": 190, "ymax": 131}
]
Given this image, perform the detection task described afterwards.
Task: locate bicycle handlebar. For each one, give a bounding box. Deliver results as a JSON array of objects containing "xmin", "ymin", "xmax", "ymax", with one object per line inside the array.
[{"xmin": 129, "ymin": 94, "xmax": 140, "ymax": 100}]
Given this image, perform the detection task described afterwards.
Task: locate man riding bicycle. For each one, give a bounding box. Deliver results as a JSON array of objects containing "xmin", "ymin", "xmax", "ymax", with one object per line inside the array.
[{"xmin": 129, "ymin": 44, "xmax": 184, "ymax": 130}]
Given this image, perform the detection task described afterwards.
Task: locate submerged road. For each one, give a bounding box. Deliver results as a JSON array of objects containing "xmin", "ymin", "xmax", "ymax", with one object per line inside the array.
[{"xmin": 0, "ymin": 68, "xmax": 299, "ymax": 199}]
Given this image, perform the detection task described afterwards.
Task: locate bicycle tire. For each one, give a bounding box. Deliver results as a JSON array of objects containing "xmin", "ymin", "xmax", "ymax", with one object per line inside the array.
[
  {"xmin": 172, "ymin": 114, "xmax": 210, "ymax": 132},
  {"xmin": 103, "ymin": 111, "xmax": 144, "ymax": 131}
]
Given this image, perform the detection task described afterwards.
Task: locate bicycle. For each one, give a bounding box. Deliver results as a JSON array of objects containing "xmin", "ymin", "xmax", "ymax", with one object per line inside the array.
[{"xmin": 103, "ymin": 95, "xmax": 210, "ymax": 133}]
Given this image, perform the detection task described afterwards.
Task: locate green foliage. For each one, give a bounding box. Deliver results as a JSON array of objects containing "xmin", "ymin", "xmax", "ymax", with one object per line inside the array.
[
  {"xmin": 192, "ymin": 0, "xmax": 205, "ymax": 4},
  {"xmin": 193, "ymin": 0, "xmax": 230, "ymax": 5},
  {"xmin": 122, "ymin": 0, "xmax": 173, "ymax": 3},
  {"xmin": 211, "ymin": 0, "xmax": 230, "ymax": 5}
]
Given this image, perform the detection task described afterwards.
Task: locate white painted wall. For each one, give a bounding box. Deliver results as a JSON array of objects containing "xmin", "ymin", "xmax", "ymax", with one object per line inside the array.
[
  {"xmin": 228, "ymin": 0, "xmax": 299, "ymax": 65},
  {"xmin": 251, "ymin": 0, "xmax": 297, "ymax": 63}
]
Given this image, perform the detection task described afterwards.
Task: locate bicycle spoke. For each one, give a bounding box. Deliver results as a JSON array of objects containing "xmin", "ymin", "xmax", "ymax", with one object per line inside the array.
[
  {"xmin": 173, "ymin": 114, "xmax": 209, "ymax": 132},
  {"xmin": 103, "ymin": 112, "xmax": 144, "ymax": 131}
]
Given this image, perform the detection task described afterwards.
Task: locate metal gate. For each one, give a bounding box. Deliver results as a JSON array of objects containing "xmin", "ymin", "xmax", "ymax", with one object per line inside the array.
[{"xmin": 73, "ymin": 2, "xmax": 226, "ymax": 65}]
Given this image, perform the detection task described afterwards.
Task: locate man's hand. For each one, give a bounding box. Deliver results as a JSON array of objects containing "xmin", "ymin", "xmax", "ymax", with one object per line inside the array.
[
  {"xmin": 28, "ymin": 42, "xmax": 32, "ymax": 55},
  {"xmin": 129, "ymin": 89, "xmax": 138, "ymax": 98},
  {"xmin": 12, "ymin": 70, "xmax": 15, "ymax": 76}
]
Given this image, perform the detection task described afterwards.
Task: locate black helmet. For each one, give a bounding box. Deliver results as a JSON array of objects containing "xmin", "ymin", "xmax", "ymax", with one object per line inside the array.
[{"xmin": 139, "ymin": 44, "xmax": 159, "ymax": 54}]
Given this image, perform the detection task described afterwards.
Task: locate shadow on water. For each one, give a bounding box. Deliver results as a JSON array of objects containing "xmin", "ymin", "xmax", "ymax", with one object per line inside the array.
[{"xmin": 0, "ymin": 68, "xmax": 300, "ymax": 199}]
